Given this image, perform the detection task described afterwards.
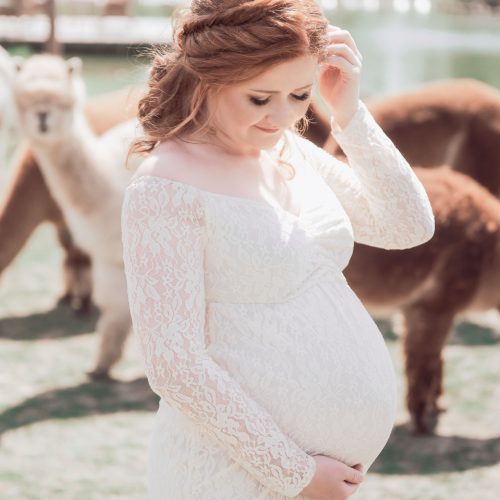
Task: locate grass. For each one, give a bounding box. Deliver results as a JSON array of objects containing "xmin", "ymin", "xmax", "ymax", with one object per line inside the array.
[{"xmin": 1, "ymin": 223, "xmax": 499, "ymax": 499}]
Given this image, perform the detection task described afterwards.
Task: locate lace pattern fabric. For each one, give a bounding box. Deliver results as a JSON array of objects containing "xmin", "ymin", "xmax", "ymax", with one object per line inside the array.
[
  {"xmin": 121, "ymin": 179, "xmax": 316, "ymax": 497},
  {"xmin": 121, "ymin": 98, "xmax": 435, "ymax": 498},
  {"xmin": 290, "ymin": 99, "xmax": 435, "ymax": 249}
]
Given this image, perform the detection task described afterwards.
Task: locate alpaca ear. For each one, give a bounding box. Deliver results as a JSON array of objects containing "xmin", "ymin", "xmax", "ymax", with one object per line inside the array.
[{"xmin": 67, "ymin": 57, "xmax": 82, "ymax": 76}]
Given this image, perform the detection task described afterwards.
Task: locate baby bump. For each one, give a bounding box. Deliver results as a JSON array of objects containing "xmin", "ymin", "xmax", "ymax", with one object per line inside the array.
[{"xmin": 206, "ymin": 276, "xmax": 397, "ymax": 471}]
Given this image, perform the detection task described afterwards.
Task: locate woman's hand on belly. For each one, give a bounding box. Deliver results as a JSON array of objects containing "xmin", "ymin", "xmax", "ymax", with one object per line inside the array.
[{"xmin": 299, "ymin": 455, "xmax": 364, "ymax": 500}]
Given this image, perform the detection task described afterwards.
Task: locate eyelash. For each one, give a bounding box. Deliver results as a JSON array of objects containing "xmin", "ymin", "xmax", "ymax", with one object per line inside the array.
[{"xmin": 249, "ymin": 92, "xmax": 311, "ymax": 106}]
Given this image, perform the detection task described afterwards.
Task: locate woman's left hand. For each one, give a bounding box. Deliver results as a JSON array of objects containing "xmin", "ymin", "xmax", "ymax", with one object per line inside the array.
[{"xmin": 318, "ymin": 25, "xmax": 363, "ymax": 130}]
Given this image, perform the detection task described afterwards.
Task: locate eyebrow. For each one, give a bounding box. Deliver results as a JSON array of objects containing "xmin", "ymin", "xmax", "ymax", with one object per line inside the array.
[{"xmin": 249, "ymin": 83, "xmax": 313, "ymax": 94}]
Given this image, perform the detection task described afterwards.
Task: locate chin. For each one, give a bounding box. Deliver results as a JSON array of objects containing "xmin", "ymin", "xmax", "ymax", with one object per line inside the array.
[{"xmin": 261, "ymin": 133, "xmax": 283, "ymax": 147}]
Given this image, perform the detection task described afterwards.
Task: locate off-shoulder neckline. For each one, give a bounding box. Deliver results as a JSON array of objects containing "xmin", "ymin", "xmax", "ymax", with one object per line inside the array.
[{"xmin": 128, "ymin": 174, "xmax": 303, "ymax": 221}]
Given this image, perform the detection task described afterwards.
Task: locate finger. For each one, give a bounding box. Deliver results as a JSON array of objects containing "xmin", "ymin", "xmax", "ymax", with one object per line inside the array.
[
  {"xmin": 320, "ymin": 55, "xmax": 358, "ymax": 76},
  {"xmin": 327, "ymin": 29, "xmax": 363, "ymax": 62},
  {"xmin": 326, "ymin": 43, "xmax": 361, "ymax": 67},
  {"xmin": 344, "ymin": 465, "xmax": 364, "ymax": 484},
  {"xmin": 352, "ymin": 463, "xmax": 364, "ymax": 473},
  {"xmin": 328, "ymin": 29, "xmax": 361, "ymax": 59},
  {"xmin": 342, "ymin": 481, "xmax": 360, "ymax": 496}
]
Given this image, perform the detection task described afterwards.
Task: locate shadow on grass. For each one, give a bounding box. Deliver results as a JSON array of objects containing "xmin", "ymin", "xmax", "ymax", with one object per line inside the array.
[
  {"xmin": 1, "ymin": 378, "xmax": 499, "ymax": 475},
  {"xmin": 371, "ymin": 423, "xmax": 500, "ymax": 474},
  {"xmin": 374, "ymin": 318, "xmax": 399, "ymax": 342},
  {"xmin": 0, "ymin": 302, "xmax": 99, "ymax": 340},
  {"xmin": 0, "ymin": 376, "xmax": 159, "ymax": 438},
  {"xmin": 449, "ymin": 321, "xmax": 500, "ymax": 346},
  {"xmin": 375, "ymin": 318, "xmax": 500, "ymax": 346}
]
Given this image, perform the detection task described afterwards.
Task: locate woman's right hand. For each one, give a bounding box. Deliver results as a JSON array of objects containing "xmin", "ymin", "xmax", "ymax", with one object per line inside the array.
[{"xmin": 299, "ymin": 454, "xmax": 365, "ymax": 500}]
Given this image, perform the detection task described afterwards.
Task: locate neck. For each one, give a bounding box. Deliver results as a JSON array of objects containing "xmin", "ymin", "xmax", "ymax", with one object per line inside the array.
[
  {"xmin": 183, "ymin": 128, "xmax": 263, "ymax": 159},
  {"xmin": 30, "ymin": 119, "xmax": 111, "ymax": 214}
]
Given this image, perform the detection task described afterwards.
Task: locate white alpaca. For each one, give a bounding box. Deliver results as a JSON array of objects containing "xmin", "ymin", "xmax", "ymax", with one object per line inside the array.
[
  {"xmin": 13, "ymin": 53, "xmax": 142, "ymax": 380},
  {"xmin": 0, "ymin": 45, "xmax": 17, "ymax": 169}
]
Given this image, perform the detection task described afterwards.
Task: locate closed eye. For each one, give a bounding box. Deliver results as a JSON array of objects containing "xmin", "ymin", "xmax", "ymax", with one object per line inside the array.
[
  {"xmin": 249, "ymin": 92, "xmax": 311, "ymax": 106},
  {"xmin": 293, "ymin": 92, "xmax": 311, "ymax": 102},
  {"xmin": 249, "ymin": 97, "xmax": 268, "ymax": 106}
]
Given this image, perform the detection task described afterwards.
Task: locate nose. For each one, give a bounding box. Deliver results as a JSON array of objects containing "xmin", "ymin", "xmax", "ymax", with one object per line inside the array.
[
  {"xmin": 38, "ymin": 111, "xmax": 49, "ymax": 133},
  {"xmin": 267, "ymin": 103, "xmax": 296, "ymax": 129}
]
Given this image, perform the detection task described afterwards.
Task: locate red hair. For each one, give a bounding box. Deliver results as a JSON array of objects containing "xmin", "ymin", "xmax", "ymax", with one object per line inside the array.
[{"xmin": 131, "ymin": 0, "xmax": 329, "ymax": 177}]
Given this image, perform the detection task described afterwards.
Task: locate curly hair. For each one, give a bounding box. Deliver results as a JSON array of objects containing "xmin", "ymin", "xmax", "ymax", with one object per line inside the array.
[{"xmin": 130, "ymin": 0, "xmax": 329, "ymax": 178}]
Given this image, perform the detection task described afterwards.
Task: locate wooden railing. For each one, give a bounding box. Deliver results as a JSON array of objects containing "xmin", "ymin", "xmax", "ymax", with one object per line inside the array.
[{"xmin": 0, "ymin": 0, "xmax": 130, "ymax": 17}]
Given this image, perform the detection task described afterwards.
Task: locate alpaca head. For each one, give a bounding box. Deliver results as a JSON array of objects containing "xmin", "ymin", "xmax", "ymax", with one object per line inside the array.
[{"xmin": 13, "ymin": 54, "xmax": 86, "ymax": 144}]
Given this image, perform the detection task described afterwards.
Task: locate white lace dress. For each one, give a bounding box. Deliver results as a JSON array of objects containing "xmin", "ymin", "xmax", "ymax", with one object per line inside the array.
[{"xmin": 121, "ymin": 99, "xmax": 435, "ymax": 500}]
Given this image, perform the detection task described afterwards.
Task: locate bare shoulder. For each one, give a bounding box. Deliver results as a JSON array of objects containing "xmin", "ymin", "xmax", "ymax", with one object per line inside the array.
[{"xmin": 132, "ymin": 140, "xmax": 203, "ymax": 185}]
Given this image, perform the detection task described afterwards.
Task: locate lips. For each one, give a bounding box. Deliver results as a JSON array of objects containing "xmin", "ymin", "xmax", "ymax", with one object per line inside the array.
[{"xmin": 255, "ymin": 125, "xmax": 280, "ymax": 133}]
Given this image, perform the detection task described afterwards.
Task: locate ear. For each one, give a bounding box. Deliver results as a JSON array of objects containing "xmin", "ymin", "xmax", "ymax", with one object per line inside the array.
[{"xmin": 67, "ymin": 57, "xmax": 82, "ymax": 76}]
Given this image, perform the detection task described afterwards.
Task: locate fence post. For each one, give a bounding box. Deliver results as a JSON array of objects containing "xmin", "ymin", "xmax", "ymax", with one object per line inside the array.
[{"xmin": 46, "ymin": 0, "xmax": 61, "ymax": 55}]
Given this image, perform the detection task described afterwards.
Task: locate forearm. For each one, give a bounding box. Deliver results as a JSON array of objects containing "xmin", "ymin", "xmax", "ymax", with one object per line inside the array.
[{"xmin": 327, "ymin": 99, "xmax": 435, "ymax": 249}]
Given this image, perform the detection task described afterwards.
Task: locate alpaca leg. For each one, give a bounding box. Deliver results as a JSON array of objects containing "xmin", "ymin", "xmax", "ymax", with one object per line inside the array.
[
  {"xmin": 402, "ymin": 305, "xmax": 455, "ymax": 434},
  {"xmin": 86, "ymin": 262, "xmax": 131, "ymax": 380},
  {"xmin": 0, "ymin": 149, "xmax": 50, "ymax": 271},
  {"xmin": 0, "ymin": 147, "xmax": 93, "ymax": 311},
  {"xmin": 55, "ymin": 223, "xmax": 93, "ymax": 314}
]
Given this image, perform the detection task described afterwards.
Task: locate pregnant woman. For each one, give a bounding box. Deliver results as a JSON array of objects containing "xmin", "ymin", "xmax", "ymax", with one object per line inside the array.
[{"xmin": 121, "ymin": 1, "xmax": 435, "ymax": 499}]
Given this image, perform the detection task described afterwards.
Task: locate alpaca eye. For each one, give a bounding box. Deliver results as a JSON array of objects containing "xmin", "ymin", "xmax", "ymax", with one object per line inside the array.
[{"xmin": 250, "ymin": 96, "xmax": 270, "ymax": 106}]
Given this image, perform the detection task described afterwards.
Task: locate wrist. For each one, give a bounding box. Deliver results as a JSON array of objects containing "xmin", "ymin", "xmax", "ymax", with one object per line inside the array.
[
  {"xmin": 299, "ymin": 455, "xmax": 318, "ymax": 495},
  {"xmin": 330, "ymin": 99, "xmax": 363, "ymax": 134},
  {"xmin": 330, "ymin": 113, "xmax": 352, "ymax": 131}
]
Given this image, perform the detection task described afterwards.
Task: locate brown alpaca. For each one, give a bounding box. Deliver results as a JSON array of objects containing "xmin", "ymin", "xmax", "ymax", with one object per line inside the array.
[
  {"xmin": 0, "ymin": 84, "xmax": 143, "ymax": 312},
  {"xmin": 310, "ymin": 79, "xmax": 500, "ymax": 433},
  {"xmin": 346, "ymin": 166, "xmax": 500, "ymax": 434},
  {"xmin": 325, "ymin": 78, "xmax": 500, "ymax": 196}
]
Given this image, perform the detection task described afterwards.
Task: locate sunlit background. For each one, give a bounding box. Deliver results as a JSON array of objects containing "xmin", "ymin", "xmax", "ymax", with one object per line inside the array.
[{"xmin": 1, "ymin": 0, "xmax": 499, "ymax": 96}]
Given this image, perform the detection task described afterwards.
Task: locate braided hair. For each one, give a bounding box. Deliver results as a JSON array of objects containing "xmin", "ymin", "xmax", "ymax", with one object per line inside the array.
[{"xmin": 131, "ymin": 0, "xmax": 329, "ymax": 178}]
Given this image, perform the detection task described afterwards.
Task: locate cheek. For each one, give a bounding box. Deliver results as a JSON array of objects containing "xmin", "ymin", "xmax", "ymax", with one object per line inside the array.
[
  {"xmin": 220, "ymin": 95, "xmax": 262, "ymax": 129},
  {"xmin": 241, "ymin": 105, "xmax": 262, "ymax": 128},
  {"xmin": 298, "ymin": 101, "xmax": 311, "ymax": 120}
]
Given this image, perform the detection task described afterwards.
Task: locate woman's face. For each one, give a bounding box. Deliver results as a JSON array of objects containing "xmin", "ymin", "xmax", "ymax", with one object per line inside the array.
[{"xmin": 207, "ymin": 54, "xmax": 319, "ymax": 156}]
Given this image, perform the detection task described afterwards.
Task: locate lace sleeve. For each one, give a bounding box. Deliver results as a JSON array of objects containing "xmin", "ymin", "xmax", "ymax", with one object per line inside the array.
[
  {"xmin": 121, "ymin": 176, "xmax": 316, "ymax": 497},
  {"xmin": 293, "ymin": 99, "xmax": 435, "ymax": 249}
]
